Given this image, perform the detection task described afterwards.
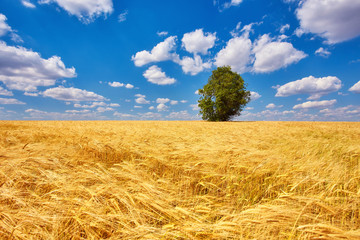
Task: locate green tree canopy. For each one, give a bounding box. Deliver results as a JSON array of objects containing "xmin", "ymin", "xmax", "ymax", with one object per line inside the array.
[{"xmin": 198, "ymin": 66, "xmax": 251, "ymax": 121}]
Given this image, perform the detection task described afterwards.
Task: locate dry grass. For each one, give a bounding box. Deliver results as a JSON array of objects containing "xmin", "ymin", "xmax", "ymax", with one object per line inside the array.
[{"xmin": 0, "ymin": 121, "xmax": 359, "ymax": 239}]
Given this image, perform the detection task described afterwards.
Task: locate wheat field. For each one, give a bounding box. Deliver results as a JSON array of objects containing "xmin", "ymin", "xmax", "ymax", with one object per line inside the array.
[{"xmin": 0, "ymin": 121, "xmax": 359, "ymax": 239}]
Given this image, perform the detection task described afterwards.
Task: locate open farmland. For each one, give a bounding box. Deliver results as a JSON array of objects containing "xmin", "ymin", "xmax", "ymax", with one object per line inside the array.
[{"xmin": 0, "ymin": 121, "xmax": 360, "ymax": 239}]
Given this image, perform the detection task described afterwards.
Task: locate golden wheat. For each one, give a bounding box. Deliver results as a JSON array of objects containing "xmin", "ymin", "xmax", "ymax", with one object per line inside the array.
[{"xmin": 0, "ymin": 121, "xmax": 359, "ymax": 239}]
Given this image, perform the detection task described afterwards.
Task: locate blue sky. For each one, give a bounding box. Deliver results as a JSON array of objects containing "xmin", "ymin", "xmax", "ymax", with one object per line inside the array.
[{"xmin": 0, "ymin": 0, "xmax": 359, "ymax": 121}]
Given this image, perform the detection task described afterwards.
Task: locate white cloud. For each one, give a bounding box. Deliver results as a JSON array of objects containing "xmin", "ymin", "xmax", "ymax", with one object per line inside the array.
[
  {"xmin": 293, "ymin": 99, "xmax": 337, "ymax": 109},
  {"xmin": 296, "ymin": 0, "xmax": 360, "ymax": 44},
  {"xmin": 118, "ymin": 10, "xmax": 128, "ymax": 22},
  {"xmin": 177, "ymin": 55, "xmax": 212, "ymax": 75},
  {"xmin": 134, "ymin": 105, "xmax": 142, "ymax": 109},
  {"xmin": 108, "ymin": 81, "xmax": 134, "ymax": 89},
  {"xmin": 0, "ymin": 86, "xmax": 13, "ymax": 96},
  {"xmin": 266, "ymin": 103, "xmax": 283, "ymax": 109},
  {"xmin": 245, "ymin": 107, "xmax": 254, "ymax": 110},
  {"xmin": 195, "ymin": 90, "xmax": 199, "ymax": 95},
  {"xmin": 135, "ymin": 94, "xmax": 150, "ymax": 104},
  {"xmin": 74, "ymin": 101, "xmax": 106, "ymax": 108},
  {"xmin": 180, "ymin": 100, "xmax": 187, "ymax": 103},
  {"xmin": 0, "ymin": 14, "xmax": 12, "ymax": 37},
  {"xmin": 190, "ymin": 104, "xmax": 200, "ymax": 111},
  {"xmin": 349, "ymin": 81, "xmax": 360, "ymax": 93},
  {"xmin": 0, "ymin": 14, "xmax": 23, "ymax": 42},
  {"xmin": 24, "ymin": 92, "xmax": 39, "ymax": 97},
  {"xmin": 315, "ymin": 47, "xmax": 331, "ymax": 57},
  {"xmin": 96, "ymin": 107, "xmax": 113, "ymax": 112},
  {"xmin": 252, "ymin": 34, "xmax": 307, "ymax": 73},
  {"xmin": 132, "ymin": 36, "xmax": 178, "ymax": 67},
  {"xmin": 22, "ymin": 0, "xmax": 36, "ymax": 8},
  {"xmin": 215, "ymin": 35, "xmax": 252, "ymax": 73},
  {"xmin": 266, "ymin": 103, "xmax": 276, "ymax": 109},
  {"xmin": 108, "ymin": 81, "xmax": 124, "ymax": 87},
  {"xmin": 166, "ymin": 110, "xmax": 197, "ymax": 120},
  {"xmin": 250, "ymin": 91, "xmax": 261, "ymax": 101},
  {"xmin": 170, "ymin": 100, "xmax": 178, "ymax": 105},
  {"xmin": 38, "ymin": 0, "xmax": 113, "ymax": 24},
  {"xmin": 0, "ymin": 97, "xmax": 25, "ymax": 104},
  {"xmin": 320, "ymin": 105, "xmax": 360, "ymax": 119},
  {"xmin": 0, "ymin": 41, "xmax": 76, "ymax": 91},
  {"xmin": 65, "ymin": 109, "xmax": 90, "ymax": 113},
  {"xmin": 216, "ymin": 29, "xmax": 305, "ymax": 74},
  {"xmin": 224, "ymin": 0, "xmax": 243, "ymax": 9},
  {"xmin": 139, "ymin": 112, "xmax": 162, "ymax": 119},
  {"xmin": 280, "ymin": 24, "xmax": 290, "ymax": 34},
  {"xmin": 109, "ymin": 103, "xmax": 120, "ymax": 107},
  {"xmin": 157, "ymin": 31, "xmax": 168, "ymax": 37},
  {"xmin": 42, "ymin": 86, "xmax": 106, "ymax": 102},
  {"xmin": 157, "ymin": 103, "xmax": 168, "ymax": 112},
  {"xmin": 294, "ymin": 27, "xmax": 305, "ymax": 38},
  {"xmin": 113, "ymin": 112, "xmax": 135, "ymax": 119},
  {"xmin": 149, "ymin": 106, "xmax": 155, "ymax": 110},
  {"xmin": 276, "ymin": 76, "xmax": 342, "ymax": 100},
  {"xmin": 181, "ymin": 29, "xmax": 216, "ymax": 55},
  {"xmin": 25, "ymin": 108, "xmax": 103, "ymax": 120},
  {"xmin": 156, "ymin": 98, "xmax": 170, "ymax": 104},
  {"xmin": 143, "ymin": 65, "xmax": 176, "ymax": 85}
]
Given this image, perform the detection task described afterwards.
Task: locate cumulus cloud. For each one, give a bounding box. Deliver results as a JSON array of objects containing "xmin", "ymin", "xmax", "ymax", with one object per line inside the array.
[
  {"xmin": 177, "ymin": 55, "xmax": 212, "ymax": 75},
  {"xmin": 215, "ymin": 35, "xmax": 252, "ymax": 73},
  {"xmin": 276, "ymin": 76, "xmax": 342, "ymax": 100},
  {"xmin": 132, "ymin": 36, "xmax": 178, "ymax": 67},
  {"xmin": 157, "ymin": 103, "xmax": 168, "ymax": 112},
  {"xmin": 22, "ymin": 0, "xmax": 36, "ymax": 8},
  {"xmin": 170, "ymin": 100, "xmax": 178, "ymax": 105},
  {"xmin": 181, "ymin": 29, "xmax": 216, "ymax": 55},
  {"xmin": 143, "ymin": 66, "xmax": 176, "ymax": 85},
  {"xmin": 42, "ymin": 86, "xmax": 106, "ymax": 102},
  {"xmin": 266, "ymin": 103, "xmax": 276, "ymax": 109},
  {"xmin": 156, "ymin": 98, "xmax": 170, "ymax": 104},
  {"xmin": 0, "ymin": 86, "xmax": 13, "ymax": 96},
  {"xmin": 252, "ymin": 34, "xmax": 307, "ymax": 73},
  {"xmin": 135, "ymin": 94, "xmax": 150, "ymax": 104},
  {"xmin": 296, "ymin": 0, "xmax": 360, "ymax": 44},
  {"xmin": 0, "ymin": 97, "xmax": 26, "ymax": 104},
  {"xmin": 349, "ymin": 81, "xmax": 360, "ymax": 93},
  {"xmin": 320, "ymin": 105, "xmax": 360, "ymax": 119},
  {"xmin": 215, "ymin": 31, "xmax": 306, "ymax": 73},
  {"xmin": 315, "ymin": 47, "xmax": 331, "ymax": 57},
  {"xmin": 125, "ymin": 83, "xmax": 134, "ymax": 89},
  {"xmin": 293, "ymin": 99, "xmax": 337, "ymax": 109},
  {"xmin": 250, "ymin": 91, "xmax": 261, "ymax": 101},
  {"xmin": 108, "ymin": 82, "xmax": 134, "ymax": 89},
  {"xmin": 38, "ymin": 0, "xmax": 113, "ymax": 23},
  {"xmin": 108, "ymin": 82, "xmax": 124, "ymax": 87},
  {"xmin": 0, "ymin": 41, "xmax": 76, "ymax": 92}
]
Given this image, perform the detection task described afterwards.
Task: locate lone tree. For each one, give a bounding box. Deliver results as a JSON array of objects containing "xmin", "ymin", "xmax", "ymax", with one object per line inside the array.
[{"xmin": 198, "ymin": 66, "xmax": 251, "ymax": 121}]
